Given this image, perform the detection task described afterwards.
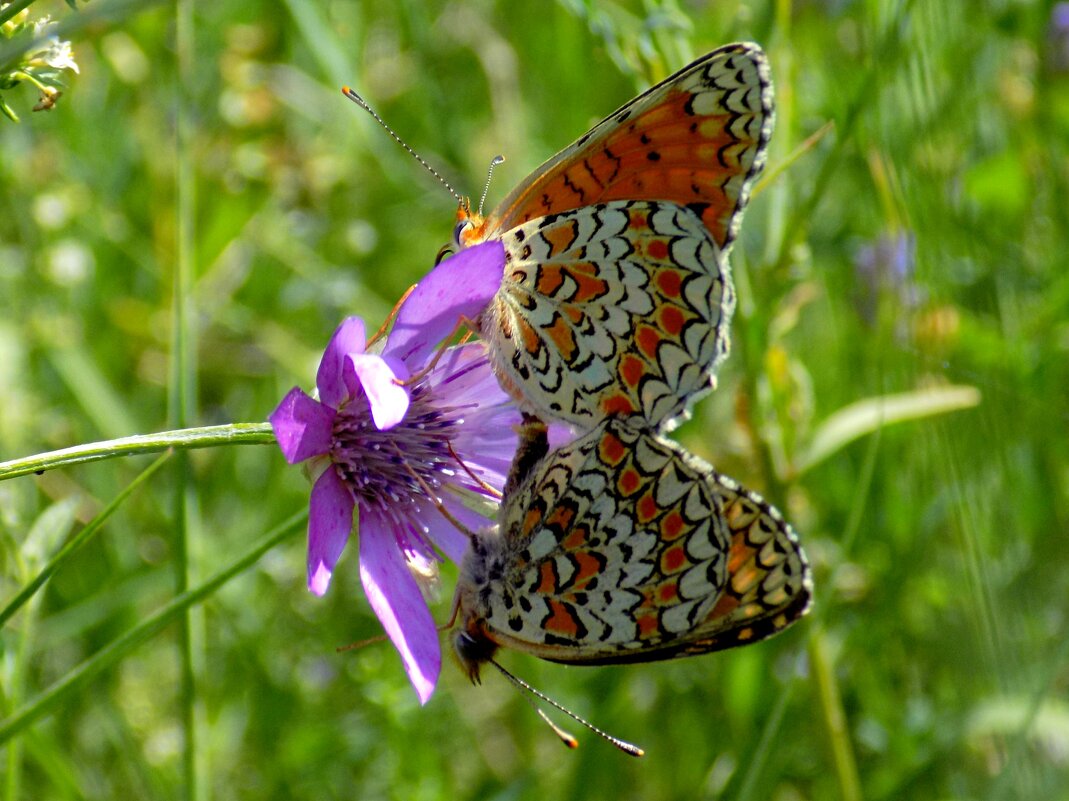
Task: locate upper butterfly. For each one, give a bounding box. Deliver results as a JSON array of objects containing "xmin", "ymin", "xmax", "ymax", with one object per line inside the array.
[
  {"xmin": 457, "ymin": 43, "xmax": 773, "ymax": 431},
  {"xmin": 452, "ymin": 418, "xmax": 811, "ymax": 680}
]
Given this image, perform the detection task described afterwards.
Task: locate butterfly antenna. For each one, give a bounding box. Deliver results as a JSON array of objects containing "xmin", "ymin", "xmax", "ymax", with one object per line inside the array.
[
  {"xmin": 489, "ymin": 658, "xmax": 645, "ymax": 757},
  {"xmin": 342, "ymin": 86, "xmax": 464, "ymax": 204},
  {"xmin": 448, "ymin": 440, "xmax": 503, "ymax": 499},
  {"xmin": 478, "ymin": 155, "xmax": 505, "ymax": 217}
]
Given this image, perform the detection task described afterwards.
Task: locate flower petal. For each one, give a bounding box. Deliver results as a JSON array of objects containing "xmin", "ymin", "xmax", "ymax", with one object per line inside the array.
[
  {"xmin": 317, "ymin": 317, "xmax": 367, "ymax": 409},
  {"xmin": 269, "ymin": 387, "xmax": 336, "ymax": 464},
  {"xmin": 348, "ymin": 353, "xmax": 411, "ymax": 430},
  {"xmin": 307, "ymin": 468, "xmax": 355, "ymax": 596},
  {"xmin": 386, "ymin": 241, "xmax": 505, "ymax": 366},
  {"xmin": 423, "ymin": 498, "xmax": 486, "ymax": 563},
  {"xmin": 359, "ymin": 511, "xmax": 442, "ymax": 704}
]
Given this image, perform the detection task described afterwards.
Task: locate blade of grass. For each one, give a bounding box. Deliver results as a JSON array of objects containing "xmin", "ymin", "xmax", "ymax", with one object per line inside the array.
[
  {"xmin": 0, "ymin": 509, "xmax": 307, "ymax": 745},
  {"xmin": 173, "ymin": 0, "xmax": 199, "ymax": 795}
]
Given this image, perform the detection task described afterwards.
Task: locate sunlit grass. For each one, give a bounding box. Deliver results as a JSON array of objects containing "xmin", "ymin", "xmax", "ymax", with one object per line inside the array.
[{"xmin": 1, "ymin": 0, "xmax": 1066, "ymax": 799}]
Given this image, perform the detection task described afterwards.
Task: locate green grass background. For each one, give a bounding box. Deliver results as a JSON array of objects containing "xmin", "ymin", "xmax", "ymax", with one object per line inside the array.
[{"xmin": 2, "ymin": 0, "xmax": 1067, "ymax": 799}]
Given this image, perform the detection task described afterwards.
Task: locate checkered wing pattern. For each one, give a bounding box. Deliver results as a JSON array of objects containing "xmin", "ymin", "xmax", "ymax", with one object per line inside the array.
[
  {"xmin": 480, "ymin": 200, "xmax": 735, "ymax": 429},
  {"xmin": 455, "ymin": 419, "xmax": 811, "ymax": 672}
]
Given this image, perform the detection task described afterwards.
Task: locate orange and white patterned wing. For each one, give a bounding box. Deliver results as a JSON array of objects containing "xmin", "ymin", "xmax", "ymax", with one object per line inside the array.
[
  {"xmin": 462, "ymin": 43, "xmax": 773, "ymax": 253},
  {"xmin": 480, "ymin": 200, "xmax": 734, "ymax": 428},
  {"xmin": 454, "ymin": 419, "xmax": 811, "ymax": 674}
]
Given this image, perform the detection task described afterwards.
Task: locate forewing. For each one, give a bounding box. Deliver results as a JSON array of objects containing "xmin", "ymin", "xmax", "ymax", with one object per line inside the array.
[
  {"xmin": 480, "ymin": 200, "xmax": 735, "ymax": 429},
  {"xmin": 477, "ymin": 43, "xmax": 773, "ymax": 252}
]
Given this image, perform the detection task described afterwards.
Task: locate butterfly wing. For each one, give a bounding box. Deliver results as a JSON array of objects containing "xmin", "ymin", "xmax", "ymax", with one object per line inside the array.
[
  {"xmin": 481, "ymin": 199, "xmax": 734, "ymax": 428},
  {"xmin": 456, "ymin": 420, "xmax": 810, "ymax": 667},
  {"xmin": 465, "ymin": 43, "xmax": 773, "ymax": 253}
]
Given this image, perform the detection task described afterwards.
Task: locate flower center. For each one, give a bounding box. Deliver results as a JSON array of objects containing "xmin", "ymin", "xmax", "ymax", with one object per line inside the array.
[{"xmin": 330, "ymin": 381, "xmax": 464, "ymax": 518}]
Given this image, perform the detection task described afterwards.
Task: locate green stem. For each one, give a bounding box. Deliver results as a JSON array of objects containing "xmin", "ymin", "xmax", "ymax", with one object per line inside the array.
[
  {"xmin": 0, "ymin": 510, "xmax": 307, "ymax": 746},
  {"xmin": 172, "ymin": 0, "xmax": 198, "ymax": 791},
  {"xmin": 0, "ymin": 453, "xmax": 172, "ymax": 629},
  {"xmin": 0, "ymin": 0, "xmax": 35, "ymax": 27},
  {"xmin": 0, "ymin": 423, "xmax": 276, "ymax": 481},
  {"xmin": 809, "ymin": 627, "xmax": 863, "ymax": 801}
]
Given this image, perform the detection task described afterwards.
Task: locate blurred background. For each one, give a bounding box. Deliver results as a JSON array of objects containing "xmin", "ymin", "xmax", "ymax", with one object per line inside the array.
[{"xmin": 1, "ymin": 0, "xmax": 1067, "ymax": 799}]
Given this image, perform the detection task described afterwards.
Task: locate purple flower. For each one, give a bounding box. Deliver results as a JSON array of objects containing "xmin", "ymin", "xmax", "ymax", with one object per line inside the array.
[
  {"xmin": 854, "ymin": 230, "xmax": 919, "ymax": 325},
  {"xmin": 269, "ymin": 242, "xmax": 514, "ymax": 703},
  {"xmin": 1050, "ymin": 3, "xmax": 1069, "ymax": 73}
]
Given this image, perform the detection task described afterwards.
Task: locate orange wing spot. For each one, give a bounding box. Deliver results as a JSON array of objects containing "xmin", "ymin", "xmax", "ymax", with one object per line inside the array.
[
  {"xmin": 534, "ymin": 266, "xmax": 565, "ymax": 297},
  {"xmin": 618, "ymin": 353, "xmax": 646, "ymax": 389},
  {"xmin": 563, "ymin": 304, "xmax": 584, "ymax": 324},
  {"xmin": 599, "ymin": 430, "xmax": 628, "ymax": 465},
  {"xmin": 637, "ymin": 612, "xmax": 660, "ymax": 639},
  {"xmin": 522, "ymin": 506, "xmax": 544, "ymax": 537},
  {"xmin": 542, "ymin": 220, "xmax": 579, "ymax": 257},
  {"xmin": 601, "ymin": 393, "xmax": 637, "ymax": 416},
  {"xmin": 546, "ymin": 504, "xmax": 576, "ymax": 532},
  {"xmin": 571, "ymin": 270, "xmax": 609, "ymax": 304},
  {"xmin": 661, "ymin": 543, "xmax": 687, "ymax": 573},
  {"xmin": 572, "ymin": 551, "xmax": 603, "ymax": 587},
  {"xmin": 518, "ymin": 319, "xmax": 541, "ymax": 356},
  {"xmin": 658, "ymin": 582, "xmax": 679, "ymax": 604},
  {"xmin": 708, "ymin": 591, "xmax": 740, "ymax": 620},
  {"xmin": 646, "ymin": 239, "xmax": 669, "ymax": 261},
  {"xmin": 727, "ymin": 538, "xmax": 754, "ymax": 573},
  {"xmin": 656, "ymin": 269, "xmax": 682, "ymax": 298},
  {"xmin": 628, "ymin": 211, "xmax": 649, "ymax": 230},
  {"xmin": 636, "ymin": 325, "xmax": 661, "ymax": 360},
  {"xmin": 636, "ymin": 492, "xmax": 658, "ymax": 523},
  {"xmin": 536, "ymin": 561, "xmax": 557, "ymax": 594},
  {"xmin": 544, "ymin": 601, "xmax": 579, "ymax": 637},
  {"xmin": 697, "ymin": 204, "xmax": 728, "ymax": 248},
  {"xmin": 661, "ymin": 509, "xmax": 686, "ymax": 540},
  {"xmin": 544, "ymin": 316, "xmax": 577, "ymax": 360},
  {"xmin": 618, "ymin": 466, "xmax": 642, "ymax": 496},
  {"xmin": 562, "ymin": 525, "xmax": 587, "ymax": 550},
  {"xmin": 659, "ymin": 305, "xmax": 685, "ymax": 337}
]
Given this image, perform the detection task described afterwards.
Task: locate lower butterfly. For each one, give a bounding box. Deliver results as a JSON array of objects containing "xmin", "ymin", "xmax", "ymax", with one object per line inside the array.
[
  {"xmin": 460, "ymin": 43, "xmax": 773, "ymax": 431},
  {"xmin": 452, "ymin": 418, "xmax": 811, "ymax": 680}
]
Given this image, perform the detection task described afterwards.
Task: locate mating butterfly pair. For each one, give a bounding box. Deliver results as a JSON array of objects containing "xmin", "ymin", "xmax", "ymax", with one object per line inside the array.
[{"xmin": 440, "ymin": 44, "xmax": 812, "ymax": 678}]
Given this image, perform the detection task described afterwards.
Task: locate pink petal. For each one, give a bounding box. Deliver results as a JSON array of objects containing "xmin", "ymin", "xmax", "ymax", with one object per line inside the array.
[
  {"xmin": 348, "ymin": 353, "xmax": 411, "ymax": 430},
  {"xmin": 269, "ymin": 387, "xmax": 336, "ymax": 464},
  {"xmin": 317, "ymin": 317, "xmax": 367, "ymax": 409},
  {"xmin": 358, "ymin": 511, "xmax": 442, "ymax": 704},
  {"xmin": 307, "ymin": 468, "xmax": 355, "ymax": 595},
  {"xmin": 386, "ymin": 241, "xmax": 505, "ymax": 366}
]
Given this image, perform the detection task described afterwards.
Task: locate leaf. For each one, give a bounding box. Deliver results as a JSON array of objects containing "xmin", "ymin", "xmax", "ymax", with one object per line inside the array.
[{"xmin": 796, "ymin": 385, "xmax": 981, "ymax": 474}]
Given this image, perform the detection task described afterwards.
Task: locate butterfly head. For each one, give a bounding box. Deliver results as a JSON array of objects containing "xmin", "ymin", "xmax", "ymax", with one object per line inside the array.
[
  {"xmin": 453, "ymin": 625, "xmax": 498, "ymax": 685},
  {"xmin": 454, "ymin": 200, "xmax": 490, "ymax": 248}
]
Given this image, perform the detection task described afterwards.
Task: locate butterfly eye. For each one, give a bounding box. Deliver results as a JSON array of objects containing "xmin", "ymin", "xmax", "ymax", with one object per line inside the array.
[
  {"xmin": 435, "ymin": 243, "xmax": 454, "ymax": 264},
  {"xmin": 453, "ymin": 220, "xmax": 473, "ymax": 247}
]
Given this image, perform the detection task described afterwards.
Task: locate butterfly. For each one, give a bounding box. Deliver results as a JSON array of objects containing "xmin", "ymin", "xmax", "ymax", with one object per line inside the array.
[
  {"xmin": 452, "ymin": 418, "xmax": 811, "ymax": 681},
  {"xmin": 456, "ymin": 43, "xmax": 773, "ymax": 431}
]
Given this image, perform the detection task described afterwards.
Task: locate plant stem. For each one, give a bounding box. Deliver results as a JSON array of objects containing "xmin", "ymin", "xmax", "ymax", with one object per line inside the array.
[{"xmin": 0, "ymin": 423, "xmax": 276, "ymax": 481}]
